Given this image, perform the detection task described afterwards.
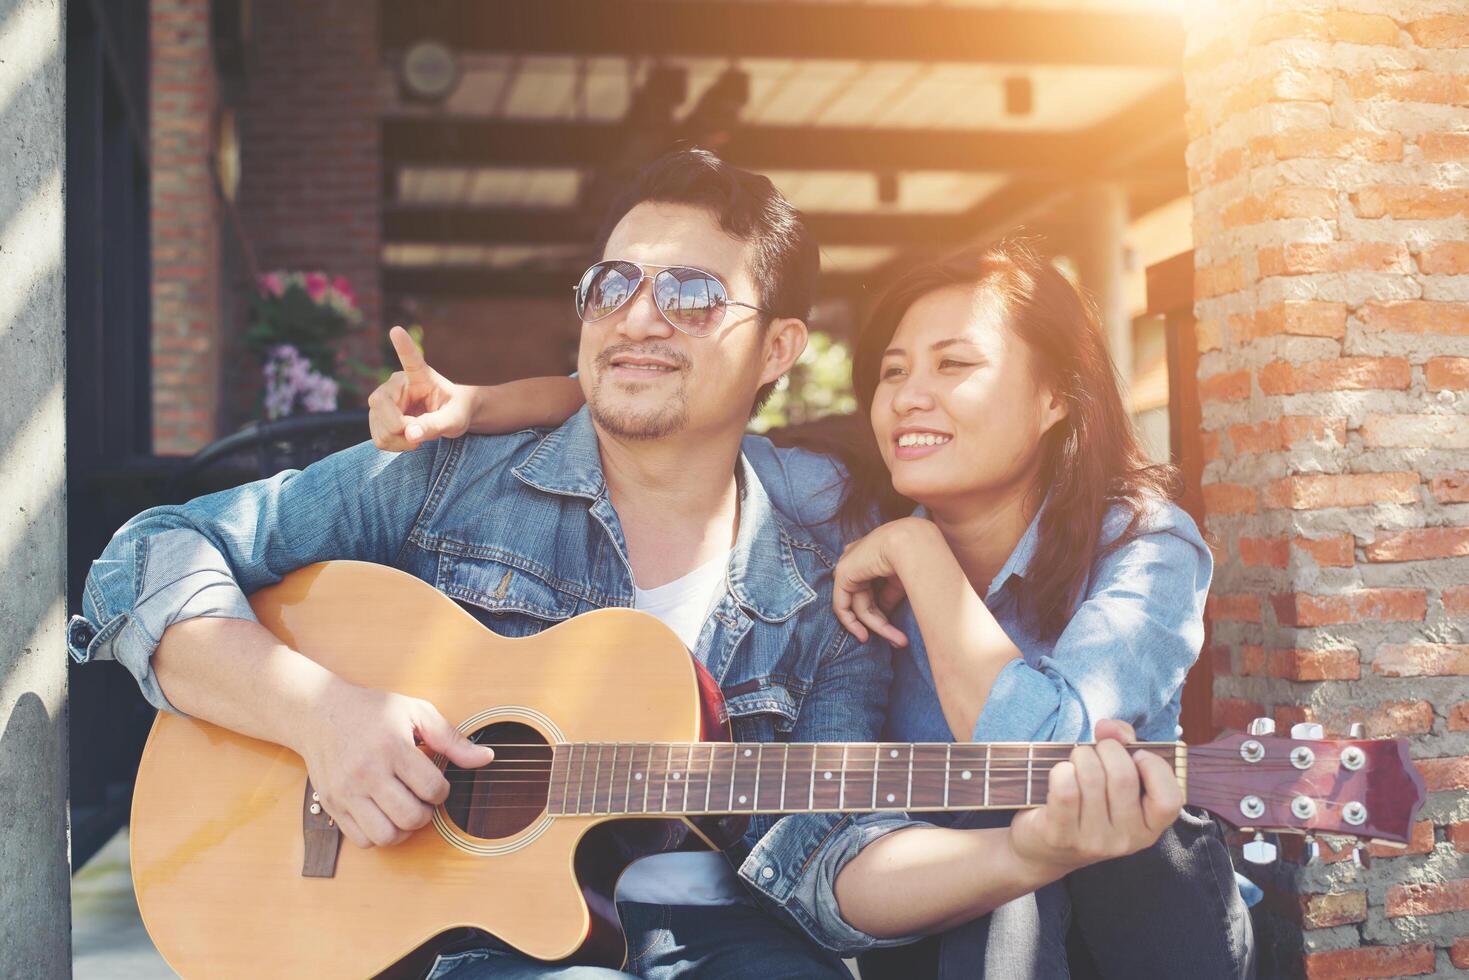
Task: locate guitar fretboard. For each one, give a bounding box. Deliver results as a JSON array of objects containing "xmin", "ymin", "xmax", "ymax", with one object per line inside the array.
[{"xmin": 545, "ymin": 742, "xmax": 1180, "ymax": 816}]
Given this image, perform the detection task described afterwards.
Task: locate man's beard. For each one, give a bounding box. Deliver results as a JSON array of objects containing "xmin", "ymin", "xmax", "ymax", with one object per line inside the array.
[{"xmin": 587, "ymin": 343, "xmax": 692, "ymax": 440}]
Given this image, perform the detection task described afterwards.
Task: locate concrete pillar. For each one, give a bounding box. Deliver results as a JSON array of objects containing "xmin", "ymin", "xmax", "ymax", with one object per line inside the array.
[
  {"xmin": 0, "ymin": 0, "xmax": 71, "ymax": 975},
  {"xmin": 1185, "ymin": 1, "xmax": 1469, "ymax": 975},
  {"xmin": 1073, "ymin": 182, "xmax": 1132, "ymax": 398}
]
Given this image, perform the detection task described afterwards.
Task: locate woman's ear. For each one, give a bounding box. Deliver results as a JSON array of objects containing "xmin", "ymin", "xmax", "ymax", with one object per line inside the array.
[
  {"xmin": 1040, "ymin": 387, "xmax": 1069, "ymax": 434},
  {"xmin": 760, "ymin": 317, "xmax": 809, "ymax": 386}
]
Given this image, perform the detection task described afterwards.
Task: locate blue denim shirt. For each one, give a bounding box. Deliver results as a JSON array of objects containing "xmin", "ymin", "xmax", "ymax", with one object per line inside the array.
[
  {"xmin": 735, "ymin": 443, "xmax": 1212, "ymax": 747},
  {"xmin": 67, "ymin": 409, "xmax": 912, "ymax": 954}
]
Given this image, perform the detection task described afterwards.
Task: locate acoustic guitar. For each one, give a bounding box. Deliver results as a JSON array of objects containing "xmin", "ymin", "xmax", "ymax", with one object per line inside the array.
[{"xmin": 129, "ymin": 561, "xmax": 1425, "ymax": 978}]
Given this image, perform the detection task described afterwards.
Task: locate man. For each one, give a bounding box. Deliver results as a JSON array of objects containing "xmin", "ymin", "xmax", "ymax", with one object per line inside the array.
[{"xmin": 68, "ymin": 150, "xmax": 1177, "ymax": 979}]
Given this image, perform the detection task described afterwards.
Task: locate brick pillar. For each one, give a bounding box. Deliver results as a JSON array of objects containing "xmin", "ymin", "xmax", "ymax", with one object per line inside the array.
[
  {"xmin": 1185, "ymin": 2, "xmax": 1469, "ymax": 976},
  {"xmin": 151, "ymin": 0, "xmax": 223, "ymax": 454},
  {"xmin": 237, "ymin": 0, "xmax": 382, "ymax": 380}
]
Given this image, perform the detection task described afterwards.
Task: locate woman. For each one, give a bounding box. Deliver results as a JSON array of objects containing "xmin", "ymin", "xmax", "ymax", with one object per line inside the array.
[{"xmin": 365, "ymin": 241, "xmax": 1253, "ymax": 978}]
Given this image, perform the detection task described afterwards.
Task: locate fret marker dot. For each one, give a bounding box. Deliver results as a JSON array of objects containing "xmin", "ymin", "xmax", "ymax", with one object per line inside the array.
[
  {"xmin": 890, "ymin": 749, "xmax": 899, "ymax": 758},
  {"xmin": 738, "ymin": 795, "xmax": 747, "ymax": 804},
  {"xmin": 962, "ymin": 771, "xmax": 972, "ymax": 780},
  {"xmin": 886, "ymin": 793, "xmax": 895, "ymax": 803},
  {"xmin": 634, "ymin": 773, "xmax": 642, "ymax": 781},
  {"xmin": 673, "ymin": 773, "xmax": 681, "ymax": 780},
  {"xmin": 744, "ymin": 749, "xmax": 753, "ymax": 757},
  {"xmin": 823, "ymin": 771, "xmax": 833, "ymax": 780}
]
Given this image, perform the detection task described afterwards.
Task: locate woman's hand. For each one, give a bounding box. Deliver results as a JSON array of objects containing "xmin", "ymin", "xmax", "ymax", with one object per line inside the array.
[
  {"xmin": 833, "ymin": 517, "xmax": 946, "ymax": 647},
  {"xmin": 1006, "ymin": 719, "xmax": 1182, "ymax": 876},
  {"xmin": 368, "ymin": 327, "xmax": 475, "ymax": 452}
]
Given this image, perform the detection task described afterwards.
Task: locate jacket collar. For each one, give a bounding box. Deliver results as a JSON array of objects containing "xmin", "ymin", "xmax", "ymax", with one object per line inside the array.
[
  {"xmin": 511, "ymin": 407, "xmax": 816, "ymax": 623},
  {"xmin": 984, "ymin": 497, "xmax": 1047, "ymax": 601}
]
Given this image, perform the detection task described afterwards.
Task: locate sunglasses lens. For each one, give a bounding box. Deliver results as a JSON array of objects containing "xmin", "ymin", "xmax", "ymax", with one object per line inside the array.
[
  {"xmin": 653, "ymin": 268, "xmax": 727, "ymax": 337},
  {"xmin": 576, "ymin": 261, "xmax": 642, "ymax": 322}
]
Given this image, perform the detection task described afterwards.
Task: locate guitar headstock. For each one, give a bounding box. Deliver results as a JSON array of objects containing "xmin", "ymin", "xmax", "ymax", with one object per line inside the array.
[{"xmin": 1186, "ymin": 725, "xmax": 1426, "ymax": 850}]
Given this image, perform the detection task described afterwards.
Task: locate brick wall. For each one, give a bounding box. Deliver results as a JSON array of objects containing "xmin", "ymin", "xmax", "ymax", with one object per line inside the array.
[
  {"xmin": 236, "ymin": 0, "xmax": 382, "ymax": 387},
  {"xmin": 1184, "ymin": 1, "xmax": 1469, "ymax": 976},
  {"xmin": 151, "ymin": 0, "xmax": 222, "ymax": 454}
]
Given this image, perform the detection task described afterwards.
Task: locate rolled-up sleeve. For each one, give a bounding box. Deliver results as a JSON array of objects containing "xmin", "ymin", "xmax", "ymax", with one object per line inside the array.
[
  {"xmin": 730, "ymin": 625, "xmax": 925, "ymax": 954},
  {"xmin": 69, "ymin": 439, "xmax": 444, "ymax": 714},
  {"xmin": 971, "ymin": 521, "xmax": 1213, "ymax": 744}
]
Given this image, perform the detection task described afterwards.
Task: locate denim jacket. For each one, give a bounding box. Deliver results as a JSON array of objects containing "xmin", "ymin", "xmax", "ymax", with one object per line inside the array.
[{"xmin": 68, "ymin": 408, "xmax": 912, "ymax": 954}]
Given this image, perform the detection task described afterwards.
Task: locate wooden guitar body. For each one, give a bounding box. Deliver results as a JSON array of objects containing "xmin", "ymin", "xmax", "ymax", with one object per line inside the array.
[{"xmin": 129, "ymin": 561, "xmax": 733, "ymax": 978}]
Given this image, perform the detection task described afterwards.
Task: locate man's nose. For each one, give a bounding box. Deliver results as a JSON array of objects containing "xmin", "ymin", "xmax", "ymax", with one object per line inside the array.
[{"xmin": 611, "ymin": 280, "xmax": 674, "ymax": 342}]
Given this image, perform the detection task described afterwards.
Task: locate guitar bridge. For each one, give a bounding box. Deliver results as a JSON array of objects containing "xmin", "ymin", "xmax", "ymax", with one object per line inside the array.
[{"xmin": 302, "ymin": 779, "xmax": 342, "ymax": 878}]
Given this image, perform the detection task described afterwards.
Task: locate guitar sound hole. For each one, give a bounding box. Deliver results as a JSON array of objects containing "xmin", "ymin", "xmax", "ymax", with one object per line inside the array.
[{"xmin": 443, "ymin": 721, "xmax": 551, "ymax": 840}]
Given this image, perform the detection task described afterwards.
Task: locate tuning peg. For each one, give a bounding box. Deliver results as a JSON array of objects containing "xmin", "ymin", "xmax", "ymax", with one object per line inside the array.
[
  {"xmin": 1304, "ymin": 834, "xmax": 1320, "ymax": 864},
  {"xmin": 1348, "ymin": 722, "xmax": 1366, "ymax": 738},
  {"xmin": 1243, "ymin": 831, "xmax": 1278, "ymax": 865},
  {"xmin": 1290, "ymin": 722, "xmax": 1325, "ymax": 740},
  {"xmin": 1247, "ymin": 717, "xmax": 1276, "ymax": 736}
]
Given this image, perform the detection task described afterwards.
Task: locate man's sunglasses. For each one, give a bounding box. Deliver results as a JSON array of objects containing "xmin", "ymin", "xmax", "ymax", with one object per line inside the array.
[{"xmin": 572, "ymin": 260, "xmax": 771, "ymax": 338}]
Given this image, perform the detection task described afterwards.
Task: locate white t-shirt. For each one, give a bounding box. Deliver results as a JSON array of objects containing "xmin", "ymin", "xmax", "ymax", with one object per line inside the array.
[{"xmin": 615, "ymin": 552, "xmax": 750, "ymax": 906}]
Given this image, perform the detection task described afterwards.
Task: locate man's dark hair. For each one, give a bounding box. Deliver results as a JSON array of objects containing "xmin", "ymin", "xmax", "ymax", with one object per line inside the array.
[{"xmin": 596, "ymin": 147, "xmax": 820, "ymax": 414}]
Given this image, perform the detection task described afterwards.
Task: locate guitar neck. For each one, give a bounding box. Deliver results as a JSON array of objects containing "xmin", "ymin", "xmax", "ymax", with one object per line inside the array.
[{"xmin": 545, "ymin": 741, "xmax": 1182, "ymax": 817}]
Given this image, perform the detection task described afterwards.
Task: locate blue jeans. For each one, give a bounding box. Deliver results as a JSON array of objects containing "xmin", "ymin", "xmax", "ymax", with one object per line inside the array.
[
  {"xmin": 859, "ymin": 807, "xmax": 1256, "ymax": 980},
  {"xmin": 424, "ymin": 901, "xmax": 852, "ymax": 980}
]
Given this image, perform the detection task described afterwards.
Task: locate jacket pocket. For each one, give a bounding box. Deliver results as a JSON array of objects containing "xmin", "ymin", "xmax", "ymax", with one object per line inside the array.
[
  {"xmin": 433, "ymin": 552, "xmax": 577, "ymax": 628},
  {"xmin": 724, "ymin": 682, "xmax": 801, "ymax": 740}
]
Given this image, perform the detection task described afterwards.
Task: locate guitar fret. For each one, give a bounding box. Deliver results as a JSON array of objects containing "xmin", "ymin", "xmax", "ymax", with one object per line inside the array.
[
  {"xmin": 577, "ymin": 744, "xmax": 591, "ymax": 815},
  {"xmin": 984, "ymin": 744, "xmax": 991, "ymax": 807},
  {"xmin": 660, "ymin": 745, "xmax": 671, "ymax": 813},
  {"xmin": 1026, "ymin": 744, "xmax": 1035, "ymax": 806},
  {"xmin": 622, "ymin": 743, "xmax": 635, "ymax": 814},
  {"xmin": 839, "ymin": 745, "xmax": 848, "ymax": 809},
  {"xmin": 906, "ymin": 748, "xmax": 913, "ymax": 808},
  {"xmin": 944, "ymin": 743, "xmax": 951, "ymax": 808},
  {"xmin": 871, "ymin": 747, "xmax": 879, "ymax": 809},
  {"xmin": 807, "ymin": 745, "xmax": 816, "ymax": 811},
  {"xmin": 680, "ymin": 745, "xmax": 692, "ymax": 813},
  {"xmin": 779, "ymin": 746, "xmax": 788, "ymax": 808},
  {"xmin": 752, "ymin": 744, "xmax": 763, "ymax": 811},
  {"xmin": 642, "ymin": 745, "xmax": 653, "ymax": 814},
  {"xmin": 593, "ymin": 744, "xmax": 606, "ymax": 814}
]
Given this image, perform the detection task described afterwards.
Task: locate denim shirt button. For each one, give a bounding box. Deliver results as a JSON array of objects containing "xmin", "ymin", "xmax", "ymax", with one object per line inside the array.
[
  {"xmin": 66, "ymin": 615, "xmax": 98, "ymax": 662},
  {"xmin": 761, "ymin": 866, "xmax": 775, "ymax": 880}
]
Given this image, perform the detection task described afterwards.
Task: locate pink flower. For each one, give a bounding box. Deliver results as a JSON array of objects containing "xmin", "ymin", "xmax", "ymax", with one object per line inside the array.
[
  {"xmin": 258, "ymin": 272, "xmax": 285, "ymax": 297},
  {"xmin": 331, "ymin": 275, "xmax": 355, "ymax": 304},
  {"xmin": 304, "ymin": 271, "xmax": 329, "ymax": 303}
]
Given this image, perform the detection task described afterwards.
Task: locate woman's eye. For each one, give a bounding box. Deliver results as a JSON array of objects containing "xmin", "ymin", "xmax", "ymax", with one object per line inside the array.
[
  {"xmin": 939, "ymin": 359, "xmax": 974, "ymax": 370},
  {"xmin": 881, "ymin": 365, "xmax": 907, "ymax": 380}
]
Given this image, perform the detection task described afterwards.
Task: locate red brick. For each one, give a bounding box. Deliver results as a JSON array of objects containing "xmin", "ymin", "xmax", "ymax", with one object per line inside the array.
[
  {"xmin": 1346, "ymin": 70, "xmax": 1461, "ymax": 103},
  {"xmin": 1451, "ymin": 704, "xmax": 1469, "ymax": 733},
  {"xmin": 1197, "ymin": 258, "xmax": 1249, "ymax": 298},
  {"xmin": 1273, "ymin": 589, "xmax": 1426, "ymax": 626},
  {"xmin": 1199, "ymin": 369, "xmax": 1251, "ymax": 403},
  {"xmin": 1419, "ymin": 241, "xmax": 1469, "ymax": 273},
  {"xmin": 1426, "ymin": 471, "xmax": 1469, "ymax": 502},
  {"xmin": 1244, "ymin": 301, "xmax": 1347, "ymax": 340},
  {"xmin": 1259, "ymin": 357, "xmax": 1411, "ymax": 394},
  {"xmin": 1250, "ymin": 11, "xmax": 1401, "ymax": 47},
  {"xmin": 1200, "ymin": 430, "xmax": 1221, "ymax": 464},
  {"xmin": 1224, "ymin": 188, "xmax": 1339, "ymax": 228},
  {"xmin": 1420, "ymin": 133, "xmax": 1469, "ymax": 162},
  {"xmin": 1367, "ymin": 820, "xmax": 1434, "ymax": 858},
  {"xmin": 1373, "ymin": 644, "xmax": 1469, "ymax": 677},
  {"xmin": 1208, "ymin": 593, "xmax": 1262, "ymax": 623},
  {"xmin": 1418, "ymin": 756, "xmax": 1469, "ymax": 791},
  {"xmin": 1266, "ymin": 129, "xmax": 1404, "ymax": 162},
  {"xmin": 1203, "ymin": 482, "xmax": 1258, "ymax": 515},
  {"xmin": 1366, "ymin": 527, "xmax": 1469, "ymax": 562},
  {"xmin": 1268, "ymin": 648, "xmax": 1360, "ymax": 681},
  {"xmin": 1351, "ymin": 185, "xmax": 1469, "ymax": 220},
  {"xmin": 1447, "ymin": 586, "xmax": 1469, "ymax": 616},
  {"xmin": 1300, "ymin": 890, "xmax": 1368, "ymax": 929},
  {"xmin": 1214, "ymin": 698, "xmax": 1265, "ymax": 733},
  {"xmin": 1228, "ymin": 421, "xmax": 1282, "ymax": 456},
  {"xmin": 1407, "ymin": 16, "xmax": 1469, "ymax": 48},
  {"xmin": 1449, "ymin": 822, "xmax": 1469, "ymax": 850},
  {"xmin": 1239, "ymin": 645, "xmax": 1267, "ymax": 676},
  {"xmin": 1426, "ymin": 358, "xmax": 1469, "ymax": 390},
  {"xmin": 1281, "ymin": 416, "xmax": 1348, "ymax": 447},
  {"xmin": 1453, "ymin": 937, "xmax": 1469, "ymax": 969},
  {"xmin": 1240, "ymin": 535, "xmax": 1289, "ymax": 568},
  {"xmin": 1295, "ymin": 535, "xmax": 1355, "ymax": 567},
  {"xmin": 1387, "ymin": 878, "xmax": 1469, "ymax": 917},
  {"xmin": 1303, "ymin": 944, "xmax": 1433, "ymax": 980},
  {"xmin": 1360, "ymin": 700, "xmax": 1435, "ymax": 736},
  {"xmin": 1263, "ymin": 472, "xmax": 1419, "ymax": 510},
  {"xmin": 1360, "ymin": 302, "xmax": 1469, "ymax": 336},
  {"xmin": 1259, "ymin": 242, "xmax": 1411, "ymax": 276}
]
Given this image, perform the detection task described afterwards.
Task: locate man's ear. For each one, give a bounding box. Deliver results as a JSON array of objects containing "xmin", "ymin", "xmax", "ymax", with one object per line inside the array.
[{"xmin": 760, "ymin": 317, "xmax": 808, "ymax": 386}]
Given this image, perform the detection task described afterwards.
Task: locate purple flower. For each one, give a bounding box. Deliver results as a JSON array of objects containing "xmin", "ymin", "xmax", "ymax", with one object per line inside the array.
[{"xmin": 262, "ymin": 343, "xmax": 338, "ymax": 419}]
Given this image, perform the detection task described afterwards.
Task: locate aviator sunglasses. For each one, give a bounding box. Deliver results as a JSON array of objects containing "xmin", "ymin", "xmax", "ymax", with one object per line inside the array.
[{"xmin": 573, "ymin": 260, "xmax": 772, "ymax": 338}]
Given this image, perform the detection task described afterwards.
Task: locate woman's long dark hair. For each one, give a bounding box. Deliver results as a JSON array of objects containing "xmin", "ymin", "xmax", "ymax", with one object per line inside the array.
[{"xmin": 840, "ymin": 239, "xmax": 1180, "ymax": 642}]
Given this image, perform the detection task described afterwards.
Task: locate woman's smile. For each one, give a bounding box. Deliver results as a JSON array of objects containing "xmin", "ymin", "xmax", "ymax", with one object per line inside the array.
[{"xmin": 894, "ymin": 427, "xmax": 954, "ymax": 460}]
